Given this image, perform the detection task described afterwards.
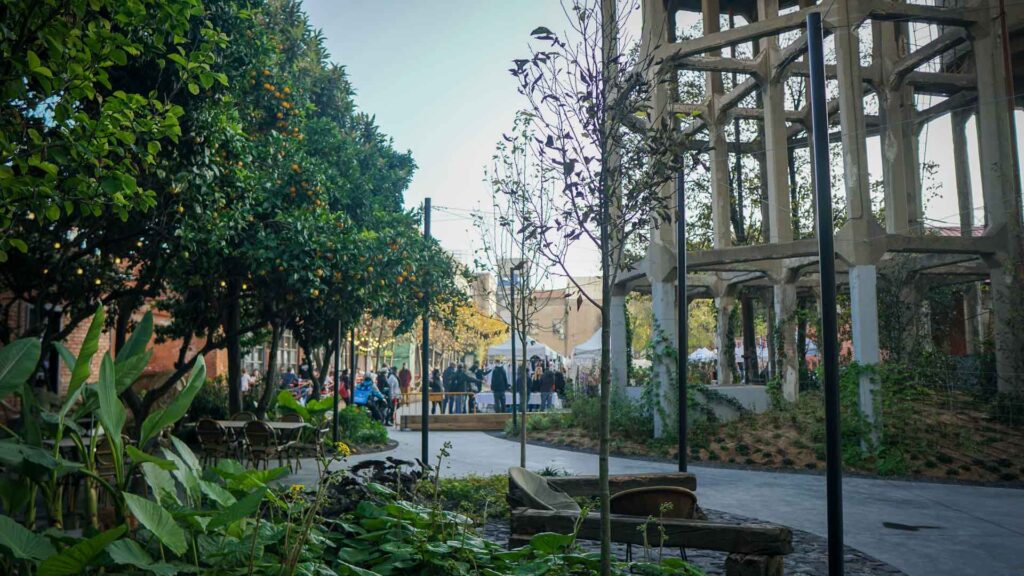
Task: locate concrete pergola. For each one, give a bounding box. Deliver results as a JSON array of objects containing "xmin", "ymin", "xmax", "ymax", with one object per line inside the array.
[{"xmin": 612, "ymin": 0, "xmax": 1024, "ymax": 435}]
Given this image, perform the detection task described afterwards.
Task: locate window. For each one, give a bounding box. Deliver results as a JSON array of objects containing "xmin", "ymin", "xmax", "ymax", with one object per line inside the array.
[
  {"xmin": 242, "ymin": 345, "xmax": 265, "ymax": 374},
  {"xmin": 277, "ymin": 330, "xmax": 298, "ymax": 372}
]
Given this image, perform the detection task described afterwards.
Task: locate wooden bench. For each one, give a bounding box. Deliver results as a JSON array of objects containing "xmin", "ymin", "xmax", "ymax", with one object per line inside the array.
[
  {"xmin": 508, "ymin": 469, "xmax": 792, "ymax": 576},
  {"xmin": 400, "ymin": 412, "xmax": 512, "ymax": 431}
]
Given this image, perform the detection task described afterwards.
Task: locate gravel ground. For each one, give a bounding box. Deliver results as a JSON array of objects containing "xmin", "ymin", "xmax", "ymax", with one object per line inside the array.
[{"xmin": 480, "ymin": 508, "xmax": 905, "ymax": 576}]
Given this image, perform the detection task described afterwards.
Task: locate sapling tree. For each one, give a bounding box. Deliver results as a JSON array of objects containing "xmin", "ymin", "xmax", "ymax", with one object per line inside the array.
[
  {"xmin": 508, "ymin": 1, "xmax": 684, "ymax": 572},
  {"xmin": 476, "ymin": 111, "xmax": 554, "ymax": 441}
]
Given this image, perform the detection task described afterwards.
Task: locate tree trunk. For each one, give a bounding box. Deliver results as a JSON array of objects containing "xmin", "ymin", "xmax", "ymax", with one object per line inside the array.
[
  {"xmin": 741, "ymin": 295, "xmax": 758, "ymax": 383},
  {"xmin": 256, "ymin": 322, "xmax": 283, "ymax": 418},
  {"xmin": 226, "ymin": 279, "xmax": 242, "ymax": 415}
]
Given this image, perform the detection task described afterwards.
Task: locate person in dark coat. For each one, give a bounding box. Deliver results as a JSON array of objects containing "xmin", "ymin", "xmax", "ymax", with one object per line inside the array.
[
  {"xmin": 540, "ymin": 364, "xmax": 557, "ymax": 411},
  {"xmin": 490, "ymin": 363, "xmax": 509, "ymax": 413},
  {"xmin": 429, "ymin": 368, "xmax": 445, "ymax": 414},
  {"xmin": 442, "ymin": 362, "xmax": 457, "ymax": 414},
  {"xmin": 554, "ymin": 367, "xmax": 566, "ymax": 397}
]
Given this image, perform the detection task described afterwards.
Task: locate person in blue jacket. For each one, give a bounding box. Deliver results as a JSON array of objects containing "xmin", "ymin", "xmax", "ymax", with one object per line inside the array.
[{"xmin": 353, "ymin": 371, "xmax": 387, "ymax": 422}]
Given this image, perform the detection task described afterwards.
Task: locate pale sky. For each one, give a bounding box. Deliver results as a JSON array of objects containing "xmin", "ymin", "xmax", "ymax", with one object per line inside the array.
[
  {"xmin": 301, "ymin": 0, "xmax": 599, "ymax": 277},
  {"xmin": 303, "ymin": 2, "xmax": 1022, "ymax": 278}
]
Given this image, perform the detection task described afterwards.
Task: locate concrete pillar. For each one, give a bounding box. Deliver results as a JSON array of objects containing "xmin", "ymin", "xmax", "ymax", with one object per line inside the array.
[
  {"xmin": 952, "ymin": 110, "xmax": 982, "ymax": 354},
  {"xmin": 850, "ymin": 266, "xmax": 881, "ymax": 427},
  {"xmin": 774, "ymin": 282, "xmax": 799, "ymax": 401},
  {"xmin": 834, "ymin": 24, "xmax": 873, "ymax": 222},
  {"xmin": 758, "ymin": 0, "xmax": 792, "ymax": 245},
  {"xmin": 836, "ymin": 20, "xmax": 883, "ymax": 427},
  {"xmin": 715, "ymin": 293, "xmax": 736, "ymax": 387},
  {"xmin": 651, "ymin": 281, "xmax": 676, "ymax": 437},
  {"xmin": 875, "ymin": 20, "xmax": 921, "ymax": 234},
  {"xmin": 971, "ymin": 5, "xmax": 1024, "ymax": 393},
  {"xmin": 610, "ymin": 291, "xmax": 629, "ymax": 389},
  {"xmin": 703, "ymin": 0, "xmax": 731, "ymax": 250}
]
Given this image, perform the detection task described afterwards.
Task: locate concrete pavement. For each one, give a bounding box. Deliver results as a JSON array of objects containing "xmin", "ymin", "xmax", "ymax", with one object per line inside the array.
[{"xmin": 293, "ymin": 430, "xmax": 1024, "ymax": 576}]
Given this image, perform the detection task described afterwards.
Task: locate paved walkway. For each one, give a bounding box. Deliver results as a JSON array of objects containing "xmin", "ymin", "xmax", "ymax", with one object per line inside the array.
[{"xmin": 292, "ymin": 431, "xmax": 1024, "ymax": 576}]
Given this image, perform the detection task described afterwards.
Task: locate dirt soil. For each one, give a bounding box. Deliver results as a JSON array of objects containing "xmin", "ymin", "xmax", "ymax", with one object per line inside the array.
[{"xmin": 526, "ymin": 395, "xmax": 1024, "ymax": 484}]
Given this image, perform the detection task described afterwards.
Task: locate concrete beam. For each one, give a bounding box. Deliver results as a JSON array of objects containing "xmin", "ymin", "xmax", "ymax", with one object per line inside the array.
[{"xmin": 889, "ymin": 28, "xmax": 969, "ymax": 90}]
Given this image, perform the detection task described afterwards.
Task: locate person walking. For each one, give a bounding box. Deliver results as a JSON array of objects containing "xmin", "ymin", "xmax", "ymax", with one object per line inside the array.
[
  {"xmin": 540, "ymin": 363, "xmax": 556, "ymax": 411},
  {"xmin": 462, "ymin": 364, "xmax": 483, "ymax": 414},
  {"xmin": 429, "ymin": 368, "xmax": 445, "ymax": 414},
  {"xmin": 490, "ymin": 362, "xmax": 509, "ymax": 413},
  {"xmin": 442, "ymin": 361, "xmax": 457, "ymax": 414},
  {"xmin": 398, "ymin": 363, "xmax": 412, "ymax": 404}
]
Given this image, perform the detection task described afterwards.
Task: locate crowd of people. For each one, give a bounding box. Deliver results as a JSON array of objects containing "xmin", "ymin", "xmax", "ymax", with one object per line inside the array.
[{"xmin": 238, "ymin": 357, "xmax": 568, "ymax": 425}]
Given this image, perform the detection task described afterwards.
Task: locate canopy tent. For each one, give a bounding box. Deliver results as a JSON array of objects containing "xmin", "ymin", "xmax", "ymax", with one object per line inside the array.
[
  {"xmin": 487, "ymin": 336, "xmax": 564, "ymax": 364},
  {"xmin": 572, "ymin": 329, "xmax": 602, "ymax": 359},
  {"xmin": 688, "ymin": 347, "xmax": 716, "ymax": 363}
]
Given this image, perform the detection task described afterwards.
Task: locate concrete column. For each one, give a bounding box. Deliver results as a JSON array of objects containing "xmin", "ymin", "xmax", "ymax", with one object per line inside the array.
[
  {"xmin": 714, "ymin": 293, "xmax": 735, "ymax": 387},
  {"xmin": 834, "ymin": 24, "xmax": 873, "ymax": 222},
  {"xmin": 971, "ymin": 5, "xmax": 1023, "ymax": 393},
  {"xmin": 875, "ymin": 20, "xmax": 921, "ymax": 234},
  {"xmin": 703, "ymin": 0, "xmax": 731, "ymax": 249},
  {"xmin": 850, "ymin": 266, "xmax": 881, "ymax": 427},
  {"xmin": 610, "ymin": 291, "xmax": 629, "ymax": 389},
  {"xmin": 774, "ymin": 282, "xmax": 799, "ymax": 401},
  {"xmin": 758, "ymin": 0, "xmax": 792, "ymax": 245},
  {"xmin": 650, "ymin": 281, "xmax": 677, "ymax": 437},
  {"xmin": 952, "ymin": 110, "xmax": 982, "ymax": 354}
]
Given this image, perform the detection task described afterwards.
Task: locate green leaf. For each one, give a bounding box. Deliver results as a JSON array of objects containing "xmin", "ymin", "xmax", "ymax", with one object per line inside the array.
[
  {"xmin": 187, "ymin": 82, "xmax": 199, "ymax": 95},
  {"xmin": 123, "ymin": 493, "xmax": 188, "ymax": 556},
  {"xmin": 275, "ymin": 389, "xmax": 309, "ymax": 420},
  {"xmin": 139, "ymin": 358, "xmax": 205, "ymax": 447},
  {"xmin": 95, "ymin": 355, "xmax": 125, "ymax": 439},
  {"xmin": 9, "ymin": 239, "xmax": 28, "ymax": 253},
  {"xmin": 0, "ymin": 440, "xmax": 59, "ymax": 470},
  {"xmin": 0, "ymin": 338, "xmax": 41, "ymax": 400},
  {"xmin": 198, "ymin": 480, "xmax": 235, "ymax": 507},
  {"xmin": 126, "ymin": 445, "xmax": 178, "ymax": 471},
  {"xmin": 206, "ymin": 488, "xmax": 265, "ymax": 530},
  {"xmin": 53, "ymin": 342, "xmax": 76, "ymax": 373},
  {"xmin": 168, "ymin": 436, "xmax": 201, "ymax": 474},
  {"xmin": 0, "ymin": 513, "xmax": 56, "ymax": 561},
  {"xmin": 38, "ymin": 525, "xmax": 126, "ymax": 576},
  {"xmin": 161, "ymin": 448, "xmax": 200, "ymax": 504},
  {"xmin": 107, "ymin": 539, "xmax": 180, "ymax": 576},
  {"xmin": 115, "ymin": 311, "xmax": 152, "ymax": 363},
  {"xmin": 67, "ymin": 307, "xmax": 106, "ymax": 397},
  {"xmin": 115, "ymin": 349, "xmax": 151, "ymax": 393},
  {"xmin": 528, "ymin": 532, "xmax": 574, "ymax": 554},
  {"xmin": 141, "ymin": 463, "xmax": 180, "ymax": 505}
]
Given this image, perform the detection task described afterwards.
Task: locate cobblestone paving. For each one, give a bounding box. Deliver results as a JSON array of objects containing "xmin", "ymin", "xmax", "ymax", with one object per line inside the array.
[{"xmin": 481, "ymin": 509, "xmax": 905, "ymax": 576}]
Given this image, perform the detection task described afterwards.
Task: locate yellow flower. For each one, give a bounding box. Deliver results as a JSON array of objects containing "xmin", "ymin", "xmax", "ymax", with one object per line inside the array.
[
  {"xmin": 288, "ymin": 484, "xmax": 305, "ymax": 494},
  {"xmin": 335, "ymin": 441, "xmax": 352, "ymax": 458}
]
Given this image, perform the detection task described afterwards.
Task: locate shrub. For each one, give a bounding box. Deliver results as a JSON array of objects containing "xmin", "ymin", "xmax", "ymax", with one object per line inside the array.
[
  {"xmin": 335, "ymin": 405, "xmax": 389, "ymax": 445},
  {"xmin": 188, "ymin": 376, "xmax": 229, "ymax": 421},
  {"xmin": 437, "ymin": 474, "xmax": 509, "ymax": 521}
]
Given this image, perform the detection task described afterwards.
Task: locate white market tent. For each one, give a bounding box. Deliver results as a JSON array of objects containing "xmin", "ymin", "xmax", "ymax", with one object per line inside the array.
[
  {"xmin": 487, "ymin": 336, "xmax": 564, "ymax": 363},
  {"xmin": 688, "ymin": 347, "xmax": 717, "ymax": 363},
  {"xmin": 573, "ymin": 329, "xmax": 602, "ymax": 360}
]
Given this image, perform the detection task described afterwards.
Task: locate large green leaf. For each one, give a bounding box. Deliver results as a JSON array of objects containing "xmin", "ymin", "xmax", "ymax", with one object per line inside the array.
[
  {"xmin": 107, "ymin": 539, "xmax": 180, "ymax": 576},
  {"xmin": 126, "ymin": 445, "xmax": 178, "ymax": 471},
  {"xmin": 53, "ymin": 342, "xmax": 76, "ymax": 373},
  {"xmin": 161, "ymin": 447, "xmax": 201, "ymax": 504},
  {"xmin": 66, "ymin": 306, "xmax": 106, "ymax": 397},
  {"xmin": 38, "ymin": 525, "xmax": 126, "ymax": 576},
  {"xmin": 141, "ymin": 462, "xmax": 180, "ymax": 506},
  {"xmin": 123, "ymin": 493, "xmax": 188, "ymax": 556},
  {"xmin": 115, "ymin": 311, "xmax": 152, "ymax": 363},
  {"xmin": 198, "ymin": 479, "xmax": 236, "ymax": 507},
  {"xmin": 275, "ymin": 389, "xmax": 309, "ymax": 421},
  {"xmin": 95, "ymin": 355, "xmax": 125, "ymax": 439},
  {"xmin": 169, "ymin": 436, "xmax": 201, "ymax": 474},
  {"xmin": 115, "ymin": 348, "xmax": 152, "ymax": 394},
  {"xmin": 139, "ymin": 358, "xmax": 205, "ymax": 447},
  {"xmin": 206, "ymin": 488, "xmax": 266, "ymax": 530},
  {"xmin": 0, "ymin": 338, "xmax": 41, "ymax": 400},
  {"xmin": 0, "ymin": 513, "xmax": 56, "ymax": 561}
]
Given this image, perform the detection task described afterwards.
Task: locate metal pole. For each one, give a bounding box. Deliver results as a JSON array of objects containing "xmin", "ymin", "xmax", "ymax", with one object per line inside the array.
[
  {"xmin": 348, "ymin": 328, "xmax": 356, "ymax": 399},
  {"xmin": 676, "ymin": 169, "xmax": 688, "ymax": 472},
  {"xmin": 510, "ymin": 269, "xmax": 518, "ymax": 431},
  {"xmin": 332, "ymin": 319, "xmax": 341, "ymax": 442},
  {"xmin": 807, "ymin": 12, "xmax": 844, "ymax": 576},
  {"xmin": 421, "ymin": 197, "xmax": 432, "ymax": 464}
]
